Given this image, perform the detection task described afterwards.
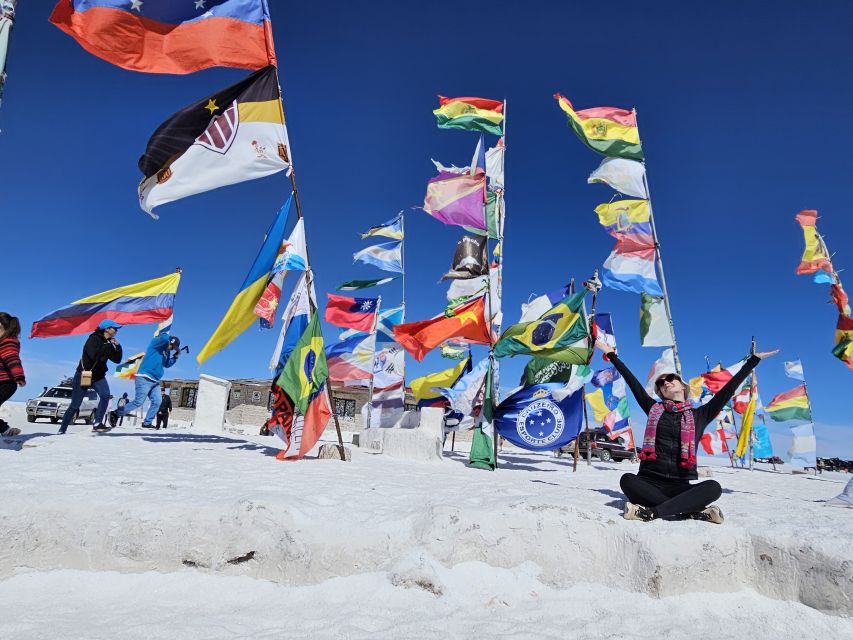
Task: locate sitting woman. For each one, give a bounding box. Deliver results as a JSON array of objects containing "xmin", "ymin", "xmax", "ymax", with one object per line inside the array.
[{"xmin": 595, "ymin": 340, "xmax": 777, "ymax": 524}]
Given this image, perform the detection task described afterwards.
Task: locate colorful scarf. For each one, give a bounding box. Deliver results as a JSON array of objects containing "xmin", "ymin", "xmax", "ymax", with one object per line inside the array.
[{"xmin": 640, "ymin": 400, "xmax": 696, "ymax": 469}]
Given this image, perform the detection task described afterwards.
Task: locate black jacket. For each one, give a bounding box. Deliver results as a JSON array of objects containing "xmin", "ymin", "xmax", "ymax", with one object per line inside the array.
[
  {"xmin": 75, "ymin": 332, "xmax": 123, "ymax": 382},
  {"xmin": 609, "ymin": 353, "xmax": 760, "ymax": 481},
  {"xmin": 157, "ymin": 395, "xmax": 172, "ymax": 415}
]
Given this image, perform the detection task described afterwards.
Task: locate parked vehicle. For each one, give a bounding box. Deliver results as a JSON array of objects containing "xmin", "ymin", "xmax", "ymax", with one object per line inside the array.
[
  {"xmin": 554, "ymin": 428, "xmax": 639, "ymax": 463},
  {"xmin": 26, "ymin": 385, "xmax": 99, "ymax": 424},
  {"xmin": 755, "ymin": 456, "xmax": 784, "ymax": 465}
]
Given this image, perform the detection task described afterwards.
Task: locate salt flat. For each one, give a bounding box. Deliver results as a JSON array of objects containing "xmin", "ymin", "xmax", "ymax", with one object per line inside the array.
[{"xmin": 1, "ymin": 402, "xmax": 851, "ymax": 639}]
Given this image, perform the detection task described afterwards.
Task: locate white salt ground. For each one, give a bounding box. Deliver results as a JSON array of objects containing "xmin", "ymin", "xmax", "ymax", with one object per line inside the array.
[{"xmin": 1, "ymin": 402, "xmax": 851, "ymax": 639}]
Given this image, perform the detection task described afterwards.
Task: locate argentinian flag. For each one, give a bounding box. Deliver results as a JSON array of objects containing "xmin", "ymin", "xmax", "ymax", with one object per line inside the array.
[{"xmin": 353, "ymin": 241, "xmax": 403, "ymax": 273}]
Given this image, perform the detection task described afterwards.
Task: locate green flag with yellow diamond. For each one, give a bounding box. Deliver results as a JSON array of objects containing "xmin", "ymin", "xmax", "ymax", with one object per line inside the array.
[{"xmin": 276, "ymin": 312, "xmax": 328, "ymax": 414}]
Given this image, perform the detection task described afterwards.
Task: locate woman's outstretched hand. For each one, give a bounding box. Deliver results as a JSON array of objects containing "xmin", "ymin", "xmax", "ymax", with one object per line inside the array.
[
  {"xmin": 754, "ymin": 348, "xmax": 780, "ymax": 360},
  {"xmin": 595, "ymin": 339, "xmax": 615, "ymax": 356}
]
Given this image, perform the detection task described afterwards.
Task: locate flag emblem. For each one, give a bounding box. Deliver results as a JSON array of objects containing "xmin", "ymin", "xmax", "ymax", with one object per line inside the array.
[
  {"xmin": 197, "ymin": 102, "xmax": 239, "ymax": 153},
  {"xmin": 299, "ymin": 337, "xmax": 324, "ymax": 392},
  {"xmin": 517, "ymin": 398, "xmax": 565, "ymax": 447}
]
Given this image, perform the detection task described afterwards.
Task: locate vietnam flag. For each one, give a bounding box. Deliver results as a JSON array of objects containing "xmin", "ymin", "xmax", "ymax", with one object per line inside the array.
[
  {"xmin": 49, "ymin": 0, "xmax": 276, "ymax": 75},
  {"xmin": 394, "ymin": 296, "xmax": 492, "ymax": 362}
]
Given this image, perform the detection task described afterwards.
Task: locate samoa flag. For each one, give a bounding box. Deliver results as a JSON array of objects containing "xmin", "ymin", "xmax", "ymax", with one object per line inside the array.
[
  {"xmin": 494, "ymin": 383, "xmax": 583, "ymax": 452},
  {"xmin": 49, "ymin": 0, "xmax": 276, "ymax": 74}
]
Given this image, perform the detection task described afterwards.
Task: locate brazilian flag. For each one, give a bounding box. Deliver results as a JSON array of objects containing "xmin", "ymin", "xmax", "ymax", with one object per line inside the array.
[
  {"xmin": 276, "ymin": 312, "xmax": 329, "ymax": 414},
  {"xmin": 494, "ymin": 291, "xmax": 591, "ymax": 363}
]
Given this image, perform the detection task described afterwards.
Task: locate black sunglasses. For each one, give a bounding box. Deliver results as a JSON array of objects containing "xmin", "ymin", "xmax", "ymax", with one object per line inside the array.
[{"xmin": 656, "ymin": 373, "xmax": 680, "ymax": 387}]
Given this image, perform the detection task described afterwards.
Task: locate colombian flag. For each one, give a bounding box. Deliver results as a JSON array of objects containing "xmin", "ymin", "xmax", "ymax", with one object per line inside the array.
[
  {"xmin": 30, "ymin": 271, "xmax": 180, "ymax": 338},
  {"xmin": 49, "ymin": 0, "xmax": 276, "ymax": 75},
  {"xmin": 197, "ymin": 197, "xmax": 291, "ymax": 364}
]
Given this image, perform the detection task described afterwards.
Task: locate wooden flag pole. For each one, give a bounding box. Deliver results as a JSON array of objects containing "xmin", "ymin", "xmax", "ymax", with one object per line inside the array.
[
  {"xmin": 633, "ymin": 109, "xmax": 683, "ymax": 377},
  {"xmin": 584, "ymin": 271, "xmax": 600, "ymax": 467},
  {"xmin": 274, "ymin": 81, "xmax": 346, "ymax": 459}
]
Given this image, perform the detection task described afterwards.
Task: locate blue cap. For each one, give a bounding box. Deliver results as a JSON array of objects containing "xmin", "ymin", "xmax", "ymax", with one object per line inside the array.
[{"xmin": 98, "ymin": 320, "xmax": 123, "ymax": 331}]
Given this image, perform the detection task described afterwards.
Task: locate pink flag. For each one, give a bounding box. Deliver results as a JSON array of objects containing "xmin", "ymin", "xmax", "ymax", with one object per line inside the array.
[{"xmin": 423, "ymin": 172, "xmax": 487, "ymax": 230}]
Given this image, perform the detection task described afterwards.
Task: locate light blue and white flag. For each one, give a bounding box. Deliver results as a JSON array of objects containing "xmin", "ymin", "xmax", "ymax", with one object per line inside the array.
[
  {"xmin": 361, "ymin": 214, "xmax": 403, "ymax": 241},
  {"xmin": 788, "ymin": 423, "xmax": 816, "ymax": 467},
  {"xmin": 784, "ymin": 360, "xmax": 805, "ymax": 381},
  {"xmin": 353, "ymin": 241, "xmax": 403, "ymax": 273},
  {"xmin": 433, "ymin": 358, "xmax": 489, "ymax": 417},
  {"xmin": 271, "ymin": 218, "xmax": 308, "ymax": 274}
]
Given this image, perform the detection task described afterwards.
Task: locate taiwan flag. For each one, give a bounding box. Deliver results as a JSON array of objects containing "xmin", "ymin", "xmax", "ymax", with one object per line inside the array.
[
  {"xmin": 49, "ymin": 0, "xmax": 276, "ymax": 75},
  {"xmin": 324, "ymin": 294, "xmax": 378, "ymax": 332}
]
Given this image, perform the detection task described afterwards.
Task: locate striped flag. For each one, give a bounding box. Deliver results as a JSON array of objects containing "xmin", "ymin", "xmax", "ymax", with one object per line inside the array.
[{"xmin": 595, "ymin": 200, "xmax": 662, "ymax": 296}]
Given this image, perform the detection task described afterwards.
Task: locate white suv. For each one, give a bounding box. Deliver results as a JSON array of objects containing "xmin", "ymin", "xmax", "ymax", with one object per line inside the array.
[{"xmin": 26, "ymin": 386, "xmax": 100, "ymax": 424}]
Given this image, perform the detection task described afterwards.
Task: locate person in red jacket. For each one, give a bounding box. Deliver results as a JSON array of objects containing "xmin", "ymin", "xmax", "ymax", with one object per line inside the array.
[{"xmin": 0, "ymin": 313, "xmax": 26, "ymax": 437}]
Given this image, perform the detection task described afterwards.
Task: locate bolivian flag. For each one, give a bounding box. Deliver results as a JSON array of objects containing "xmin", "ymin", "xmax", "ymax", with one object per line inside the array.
[
  {"xmin": 833, "ymin": 313, "xmax": 853, "ymax": 372},
  {"xmin": 554, "ymin": 93, "xmax": 643, "ymax": 161},
  {"xmin": 494, "ymin": 290, "xmax": 591, "ymax": 363},
  {"xmin": 138, "ymin": 66, "xmax": 290, "ymax": 217},
  {"xmin": 766, "ymin": 385, "xmax": 812, "ymax": 422},
  {"xmin": 197, "ymin": 197, "xmax": 291, "ymax": 365},
  {"xmin": 433, "ymin": 96, "xmax": 504, "ymax": 136},
  {"xmin": 276, "ymin": 312, "xmax": 328, "ymax": 415}
]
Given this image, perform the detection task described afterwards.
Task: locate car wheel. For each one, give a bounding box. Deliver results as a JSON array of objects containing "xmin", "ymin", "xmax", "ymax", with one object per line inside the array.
[
  {"xmin": 86, "ymin": 412, "xmax": 96, "ymax": 425},
  {"xmin": 27, "ymin": 415, "xmax": 36, "ymax": 423},
  {"xmin": 50, "ymin": 417, "xmax": 59, "ymax": 424},
  {"xmin": 598, "ymin": 449, "xmax": 613, "ymax": 463}
]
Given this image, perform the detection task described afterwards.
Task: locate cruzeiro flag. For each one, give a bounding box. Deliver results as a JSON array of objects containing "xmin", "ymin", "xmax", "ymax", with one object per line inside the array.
[
  {"xmin": 494, "ymin": 290, "xmax": 591, "ymax": 363},
  {"xmin": 138, "ymin": 66, "xmax": 290, "ymax": 217},
  {"xmin": 494, "ymin": 384, "xmax": 584, "ymax": 452}
]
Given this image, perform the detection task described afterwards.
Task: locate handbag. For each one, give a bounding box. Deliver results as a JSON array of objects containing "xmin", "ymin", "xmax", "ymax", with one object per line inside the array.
[{"xmin": 79, "ymin": 359, "xmax": 93, "ymax": 387}]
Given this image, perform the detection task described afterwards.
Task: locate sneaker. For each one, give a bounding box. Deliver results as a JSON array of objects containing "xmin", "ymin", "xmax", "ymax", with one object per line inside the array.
[
  {"xmin": 688, "ymin": 505, "xmax": 724, "ymax": 524},
  {"xmin": 1, "ymin": 427, "xmax": 21, "ymax": 437},
  {"xmin": 141, "ymin": 423, "xmax": 157, "ymax": 429},
  {"xmin": 108, "ymin": 411, "xmax": 119, "ymax": 428},
  {"xmin": 623, "ymin": 502, "xmax": 656, "ymax": 522},
  {"xmin": 92, "ymin": 424, "xmax": 111, "ymax": 433},
  {"xmin": 57, "ymin": 428, "xmax": 67, "ymax": 435}
]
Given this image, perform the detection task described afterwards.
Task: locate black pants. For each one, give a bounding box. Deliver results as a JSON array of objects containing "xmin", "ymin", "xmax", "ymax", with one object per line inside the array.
[
  {"xmin": 156, "ymin": 413, "xmax": 169, "ymax": 429},
  {"xmin": 620, "ymin": 473, "xmax": 722, "ymax": 519},
  {"xmin": 0, "ymin": 381, "xmax": 16, "ymax": 434}
]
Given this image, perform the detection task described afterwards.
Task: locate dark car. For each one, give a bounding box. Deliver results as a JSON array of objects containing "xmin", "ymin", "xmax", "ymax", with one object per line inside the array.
[{"xmin": 555, "ymin": 428, "xmax": 639, "ymax": 463}]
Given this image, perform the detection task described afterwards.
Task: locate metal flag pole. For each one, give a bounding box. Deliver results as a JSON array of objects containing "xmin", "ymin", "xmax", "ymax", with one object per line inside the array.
[
  {"xmin": 490, "ymin": 98, "xmax": 508, "ymax": 468},
  {"xmin": 273, "ymin": 73, "xmax": 347, "ymax": 459},
  {"xmin": 584, "ymin": 271, "xmax": 600, "ymax": 467},
  {"xmin": 633, "ymin": 109, "xmax": 683, "ymax": 377},
  {"xmin": 400, "ymin": 210, "xmax": 407, "ymax": 320},
  {"xmin": 0, "ymin": 1, "xmax": 18, "ymax": 114},
  {"xmin": 365, "ymin": 296, "xmax": 382, "ymax": 430}
]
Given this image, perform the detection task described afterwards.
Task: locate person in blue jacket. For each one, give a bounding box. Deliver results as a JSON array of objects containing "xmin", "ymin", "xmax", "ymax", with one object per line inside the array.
[{"xmin": 108, "ymin": 334, "xmax": 181, "ymax": 429}]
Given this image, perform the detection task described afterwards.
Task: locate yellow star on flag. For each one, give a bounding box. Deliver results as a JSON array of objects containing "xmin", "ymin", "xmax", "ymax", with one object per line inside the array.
[{"xmin": 204, "ymin": 99, "xmax": 219, "ymax": 115}]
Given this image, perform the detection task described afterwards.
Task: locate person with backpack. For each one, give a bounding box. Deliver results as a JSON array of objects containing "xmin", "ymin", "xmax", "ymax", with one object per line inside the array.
[
  {"xmin": 0, "ymin": 313, "xmax": 26, "ymax": 437},
  {"xmin": 59, "ymin": 320, "xmax": 123, "ymax": 434},
  {"xmin": 109, "ymin": 333, "xmax": 180, "ymax": 429}
]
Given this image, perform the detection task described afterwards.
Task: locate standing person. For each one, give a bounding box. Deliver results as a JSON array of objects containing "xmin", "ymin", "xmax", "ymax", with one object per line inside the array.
[
  {"xmin": 59, "ymin": 320, "xmax": 123, "ymax": 434},
  {"xmin": 0, "ymin": 313, "xmax": 26, "ymax": 437},
  {"xmin": 116, "ymin": 392, "xmax": 129, "ymax": 426},
  {"xmin": 596, "ymin": 340, "xmax": 778, "ymax": 524},
  {"xmin": 155, "ymin": 386, "xmax": 172, "ymax": 430},
  {"xmin": 109, "ymin": 334, "xmax": 180, "ymax": 429}
]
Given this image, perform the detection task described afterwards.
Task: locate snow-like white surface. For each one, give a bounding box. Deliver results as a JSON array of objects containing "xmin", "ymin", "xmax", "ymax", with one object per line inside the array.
[{"xmin": 1, "ymin": 402, "xmax": 851, "ymax": 639}]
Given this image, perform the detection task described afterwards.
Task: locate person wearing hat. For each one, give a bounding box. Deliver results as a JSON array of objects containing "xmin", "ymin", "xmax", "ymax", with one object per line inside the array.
[
  {"xmin": 59, "ymin": 319, "xmax": 124, "ymax": 434},
  {"xmin": 109, "ymin": 333, "xmax": 181, "ymax": 429},
  {"xmin": 595, "ymin": 340, "xmax": 778, "ymax": 524}
]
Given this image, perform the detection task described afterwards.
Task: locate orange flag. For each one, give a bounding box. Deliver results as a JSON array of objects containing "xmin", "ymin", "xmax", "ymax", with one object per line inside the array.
[{"xmin": 393, "ymin": 296, "xmax": 492, "ymax": 362}]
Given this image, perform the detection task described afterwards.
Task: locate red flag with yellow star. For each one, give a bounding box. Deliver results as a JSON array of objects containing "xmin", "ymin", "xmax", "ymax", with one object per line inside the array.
[
  {"xmin": 393, "ymin": 296, "xmax": 493, "ymax": 362},
  {"xmin": 137, "ymin": 66, "xmax": 290, "ymax": 218}
]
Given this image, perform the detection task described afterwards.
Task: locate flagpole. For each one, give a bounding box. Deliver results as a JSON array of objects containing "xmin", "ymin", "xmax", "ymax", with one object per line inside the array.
[
  {"xmin": 365, "ymin": 296, "xmax": 382, "ymax": 430},
  {"xmin": 400, "ymin": 211, "xmax": 406, "ymax": 320},
  {"xmin": 490, "ymin": 99, "xmax": 508, "ymax": 469},
  {"xmin": 0, "ymin": 0, "xmax": 17, "ymax": 113},
  {"xmin": 584, "ymin": 272, "xmax": 600, "ymax": 467},
  {"xmin": 633, "ymin": 109, "xmax": 683, "ymax": 377},
  {"xmin": 273, "ymin": 73, "xmax": 347, "ymax": 459}
]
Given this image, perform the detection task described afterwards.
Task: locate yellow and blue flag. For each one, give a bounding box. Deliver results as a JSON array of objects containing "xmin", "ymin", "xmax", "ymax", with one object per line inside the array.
[{"xmin": 198, "ymin": 197, "xmax": 292, "ymax": 364}]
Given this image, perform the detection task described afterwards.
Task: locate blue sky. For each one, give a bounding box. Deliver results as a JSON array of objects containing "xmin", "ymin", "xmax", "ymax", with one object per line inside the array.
[{"xmin": 2, "ymin": 2, "xmax": 851, "ymax": 458}]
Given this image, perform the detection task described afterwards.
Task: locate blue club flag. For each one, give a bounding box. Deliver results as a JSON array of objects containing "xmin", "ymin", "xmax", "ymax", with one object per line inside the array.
[{"xmin": 494, "ymin": 384, "xmax": 584, "ymax": 452}]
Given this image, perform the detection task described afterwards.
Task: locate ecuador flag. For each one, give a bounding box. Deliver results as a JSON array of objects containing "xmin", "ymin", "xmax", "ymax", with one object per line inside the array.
[
  {"xmin": 494, "ymin": 290, "xmax": 591, "ymax": 363},
  {"xmin": 30, "ymin": 271, "xmax": 180, "ymax": 338},
  {"xmin": 554, "ymin": 94, "xmax": 643, "ymax": 161},
  {"xmin": 277, "ymin": 312, "xmax": 329, "ymax": 415},
  {"xmin": 197, "ymin": 197, "xmax": 291, "ymax": 364},
  {"xmin": 138, "ymin": 66, "xmax": 290, "ymax": 216},
  {"xmin": 393, "ymin": 296, "xmax": 492, "ymax": 362},
  {"xmin": 766, "ymin": 385, "xmax": 812, "ymax": 422}
]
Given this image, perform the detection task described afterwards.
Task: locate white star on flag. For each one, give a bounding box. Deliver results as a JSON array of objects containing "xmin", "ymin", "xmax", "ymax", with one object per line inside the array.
[
  {"xmin": 360, "ymin": 301, "xmax": 374, "ymax": 311},
  {"xmin": 130, "ymin": 0, "xmax": 143, "ymax": 11},
  {"xmin": 194, "ymin": 0, "xmax": 206, "ymax": 8}
]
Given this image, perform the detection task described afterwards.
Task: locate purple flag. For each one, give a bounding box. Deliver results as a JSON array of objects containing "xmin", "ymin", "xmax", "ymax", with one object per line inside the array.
[{"xmin": 423, "ymin": 172, "xmax": 487, "ymax": 230}]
